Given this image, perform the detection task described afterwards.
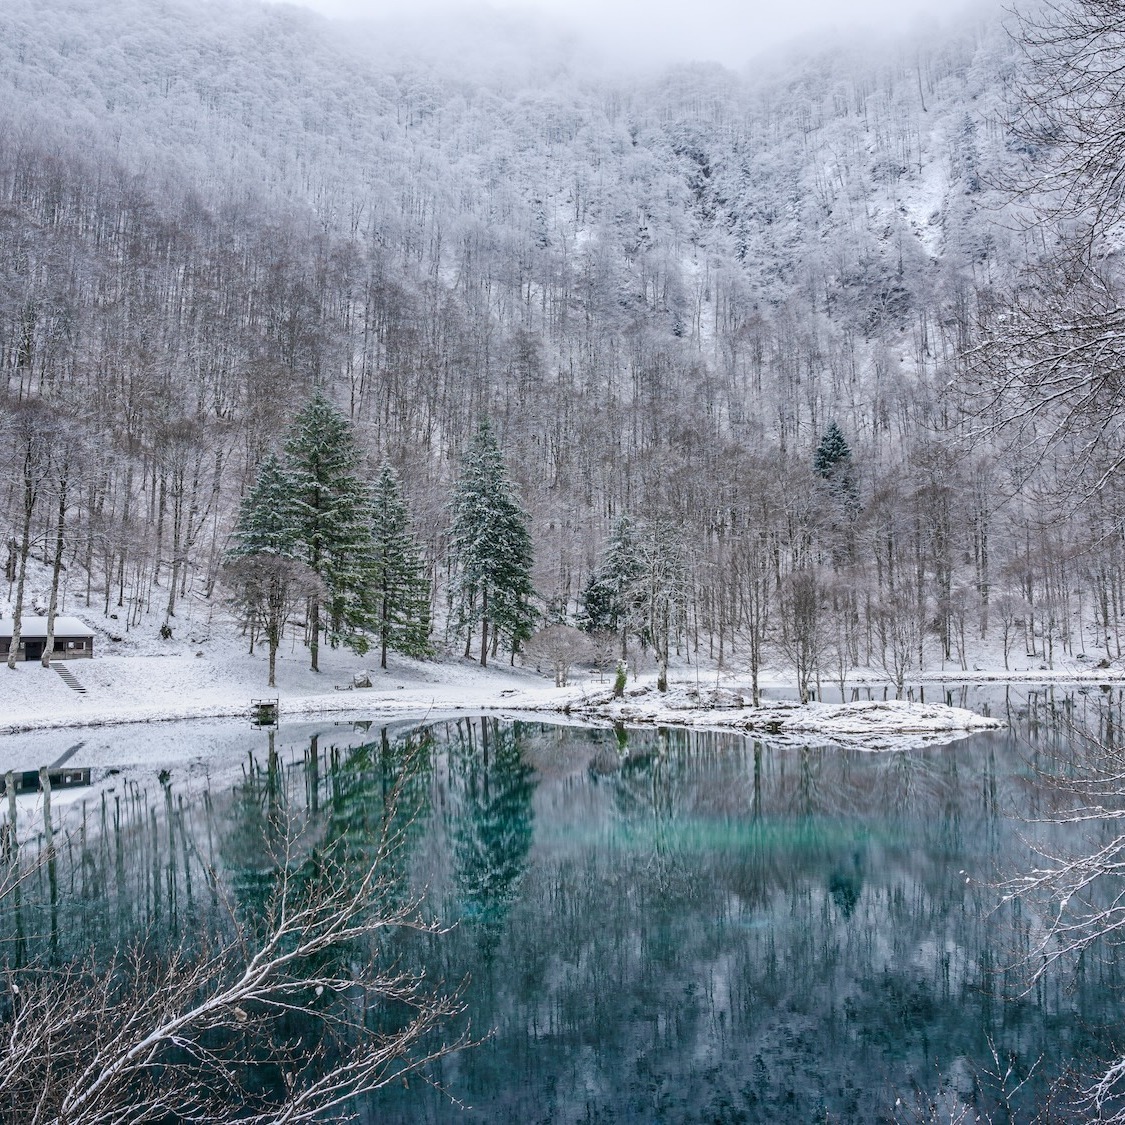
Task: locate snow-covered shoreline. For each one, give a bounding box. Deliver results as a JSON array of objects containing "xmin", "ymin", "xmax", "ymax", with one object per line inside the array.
[
  {"xmin": 0, "ymin": 665, "xmax": 1107, "ymax": 741},
  {"xmin": 0, "ymin": 645, "xmax": 1017, "ymax": 756},
  {"xmin": 0, "ymin": 573, "xmax": 1116, "ymax": 745},
  {"xmin": 0, "ymin": 649, "xmax": 544, "ymax": 738}
]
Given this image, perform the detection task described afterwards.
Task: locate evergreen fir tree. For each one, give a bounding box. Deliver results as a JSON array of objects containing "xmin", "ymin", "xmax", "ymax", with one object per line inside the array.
[
  {"xmin": 813, "ymin": 420, "xmax": 860, "ymax": 519},
  {"xmin": 369, "ymin": 463, "xmax": 432, "ymax": 669},
  {"xmin": 813, "ymin": 421, "xmax": 852, "ymax": 480},
  {"xmin": 449, "ymin": 419, "xmax": 536, "ymax": 667},
  {"xmin": 637, "ymin": 518, "xmax": 689, "ymax": 692},
  {"xmin": 579, "ymin": 515, "xmax": 646, "ymax": 658},
  {"xmin": 225, "ymin": 454, "xmax": 318, "ymax": 687},
  {"xmin": 230, "ymin": 454, "xmax": 295, "ymax": 558},
  {"xmin": 283, "ymin": 389, "xmax": 375, "ymax": 671},
  {"xmin": 578, "ymin": 575, "xmax": 615, "ymax": 634}
]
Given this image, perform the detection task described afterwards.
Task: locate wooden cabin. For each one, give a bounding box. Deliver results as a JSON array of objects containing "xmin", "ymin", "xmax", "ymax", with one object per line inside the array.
[{"xmin": 0, "ymin": 616, "xmax": 95, "ymax": 661}]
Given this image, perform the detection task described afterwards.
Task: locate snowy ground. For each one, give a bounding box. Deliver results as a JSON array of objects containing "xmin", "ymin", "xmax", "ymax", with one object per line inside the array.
[
  {"xmin": 0, "ymin": 564, "xmax": 561, "ymax": 737},
  {"xmin": 0, "ymin": 640, "xmax": 555, "ymax": 737},
  {"xmin": 0, "ymin": 637, "xmax": 1008, "ymax": 751}
]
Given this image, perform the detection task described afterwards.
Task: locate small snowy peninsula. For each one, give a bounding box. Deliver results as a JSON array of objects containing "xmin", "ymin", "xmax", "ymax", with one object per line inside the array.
[{"xmin": 532, "ymin": 684, "xmax": 1002, "ymax": 751}]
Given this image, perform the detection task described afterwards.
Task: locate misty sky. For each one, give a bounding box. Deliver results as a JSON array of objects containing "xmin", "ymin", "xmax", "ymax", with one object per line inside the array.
[{"xmin": 291, "ymin": 0, "xmax": 966, "ymax": 67}]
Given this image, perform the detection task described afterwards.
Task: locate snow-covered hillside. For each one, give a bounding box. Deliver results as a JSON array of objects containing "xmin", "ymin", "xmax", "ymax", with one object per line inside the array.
[{"xmin": 1, "ymin": 0, "xmax": 1122, "ymax": 702}]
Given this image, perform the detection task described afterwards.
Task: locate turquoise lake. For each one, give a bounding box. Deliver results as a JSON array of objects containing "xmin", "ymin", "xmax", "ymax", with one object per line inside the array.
[{"xmin": 2, "ymin": 686, "xmax": 1123, "ymax": 1122}]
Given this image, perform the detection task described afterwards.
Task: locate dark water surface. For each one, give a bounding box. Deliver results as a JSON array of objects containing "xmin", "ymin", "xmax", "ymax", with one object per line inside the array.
[
  {"xmin": 4, "ymin": 688, "xmax": 1125, "ymax": 1122},
  {"xmin": 370, "ymin": 715, "xmax": 1122, "ymax": 1123}
]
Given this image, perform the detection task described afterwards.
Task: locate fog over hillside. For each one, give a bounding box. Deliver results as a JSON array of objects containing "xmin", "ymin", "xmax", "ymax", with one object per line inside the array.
[
  {"xmin": 1, "ymin": 0, "xmax": 1119, "ymax": 683},
  {"xmin": 293, "ymin": 0, "xmax": 986, "ymax": 69}
]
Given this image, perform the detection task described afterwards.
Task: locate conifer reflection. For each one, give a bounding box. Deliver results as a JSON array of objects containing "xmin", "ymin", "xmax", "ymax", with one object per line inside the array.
[
  {"xmin": 224, "ymin": 725, "xmax": 435, "ymax": 931},
  {"xmin": 446, "ymin": 719, "xmax": 536, "ymax": 944}
]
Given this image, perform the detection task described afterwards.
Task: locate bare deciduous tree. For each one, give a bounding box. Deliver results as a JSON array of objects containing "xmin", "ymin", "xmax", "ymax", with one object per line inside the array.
[
  {"xmin": 224, "ymin": 554, "xmax": 323, "ymax": 687},
  {"xmin": 776, "ymin": 568, "xmax": 825, "ymax": 704},
  {"xmin": 1012, "ymin": 0, "xmax": 1125, "ymax": 240},
  {"xmin": 2, "ymin": 400, "xmax": 57, "ymax": 670},
  {"xmin": 873, "ymin": 579, "xmax": 926, "ymax": 699},
  {"xmin": 972, "ymin": 0, "xmax": 1125, "ymax": 491},
  {"xmin": 523, "ymin": 623, "xmax": 595, "ymax": 686}
]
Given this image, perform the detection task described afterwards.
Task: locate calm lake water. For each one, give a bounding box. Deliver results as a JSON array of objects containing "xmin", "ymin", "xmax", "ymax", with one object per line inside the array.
[{"xmin": 4, "ymin": 686, "xmax": 1125, "ymax": 1122}]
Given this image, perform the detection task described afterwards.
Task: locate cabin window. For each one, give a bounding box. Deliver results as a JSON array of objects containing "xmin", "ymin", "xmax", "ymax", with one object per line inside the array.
[{"xmin": 54, "ymin": 640, "xmax": 66, "ymax": 652}]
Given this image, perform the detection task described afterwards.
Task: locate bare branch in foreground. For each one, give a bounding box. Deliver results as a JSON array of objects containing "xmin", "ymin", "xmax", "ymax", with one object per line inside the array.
[
  {"xmin": 1002, "ymin": 726, "xmax": 1125, "ymax": 1121},
  {"xmin": 0, "ymin": 742, "xmax": 473, "ymax": 1124}
]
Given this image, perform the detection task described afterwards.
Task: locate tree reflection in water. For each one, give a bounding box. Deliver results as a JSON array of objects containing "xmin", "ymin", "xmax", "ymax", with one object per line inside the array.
[
  {"xmin": 0, "ymin": 722, "xmax": 461, "ymax": 1121},
  {"xmin": 3, "ymin": 696, "xmax": 1125, "ymax": 1122},
  {"xmin": 376, "ymin": 705, "xmax": 1125, "ymax": 1124},
  {"xmin": 447, "ymin": 718, "xmax": 536, "ymax": 946}
]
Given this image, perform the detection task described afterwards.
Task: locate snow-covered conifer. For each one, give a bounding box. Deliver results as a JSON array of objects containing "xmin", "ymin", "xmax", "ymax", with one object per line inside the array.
[
  {"xmin": 283, "ymin": 390, "xmax": 374, "ymax": 670},
  {"xmin": 225, "ymin": 453, "xmax": 319, "ymax": 687},
  {"xmin": 448, "ymin": 420, "xmax": 535, "ymax": 667},
  {"xmin": 229, "ymin": 454, "xmax": 296, "ymax": 559},
  {"xmin": 813, "ymin": 421, "xmax": 852, "ymax": 481},
  {"xmin": 637, "ymin": 518, "xmax": 688, "ymax": 692},
  {"xmin": 813, "ymin": 421, "xmax": 860, "ymax": 521},
  {"xmin": 579, "ymin": 515, "xmax": 646, "ymax": 659},
  {"xmin": 369, "ymin": 463, "xmax": 432, "ymax": 669}
]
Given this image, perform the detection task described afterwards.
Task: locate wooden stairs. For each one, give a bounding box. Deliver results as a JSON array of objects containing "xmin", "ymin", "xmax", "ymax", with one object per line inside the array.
[{"xmin": 52, "ymin": 661, "xmax": 87, "ymax": 694}]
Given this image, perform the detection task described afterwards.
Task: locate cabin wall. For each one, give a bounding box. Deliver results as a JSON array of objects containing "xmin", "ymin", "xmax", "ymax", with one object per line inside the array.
[{"xmin": 0, "ymin": 637, "xmax": 94, "ymax": 660}]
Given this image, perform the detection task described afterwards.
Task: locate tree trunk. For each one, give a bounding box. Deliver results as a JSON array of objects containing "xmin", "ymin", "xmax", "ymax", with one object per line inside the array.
[
  {"xmin": 479, "ymin": 589, "xmax": 489, "ymax": 668},
  {"xmin": 7, "ymin": 531, "xmax": 30, "ymax": 671},
  {"xmin": 7, "ymin": 446, "xmax": 37, "ymax": 671},
  {"xmin": 656, "ymin": 603, "xmax": 669, "ymax": 692},
  {"xmin": 42, "ymin": 458, "xmax": 69, "ymax": 668},
  {"xmin": 380, "ymin": 590, "xmax": 389, "ymax": 670},
  {"xmin": 310, "ymin": 596, "xmax": 320, "ymax": 672},
  {"xmin": 165, "ymin": 468, "xmax": 184, "ymax": 625}
]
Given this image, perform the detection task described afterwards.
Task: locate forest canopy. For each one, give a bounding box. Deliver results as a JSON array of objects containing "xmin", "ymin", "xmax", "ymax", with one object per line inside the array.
[{"xmin": 0, "ymin": 0, "xmax": 1121, "ymax": 683}]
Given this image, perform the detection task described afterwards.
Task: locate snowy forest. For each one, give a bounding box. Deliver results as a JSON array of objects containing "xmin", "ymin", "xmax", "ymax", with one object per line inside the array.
[{"xmin": 2, "ymin": 0, "xmax": 1123, "ymax": 687}]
